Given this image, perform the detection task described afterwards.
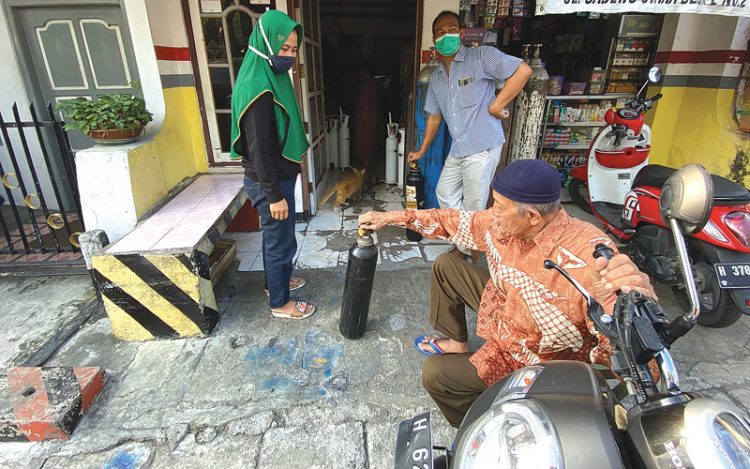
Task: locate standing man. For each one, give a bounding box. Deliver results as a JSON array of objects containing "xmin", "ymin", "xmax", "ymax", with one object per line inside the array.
[{"xmin": 408, "ymin": 10, "xmax": 531, "ymax": 216}]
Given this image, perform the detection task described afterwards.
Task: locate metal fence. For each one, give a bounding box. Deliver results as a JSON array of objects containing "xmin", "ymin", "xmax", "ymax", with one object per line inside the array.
[{"xmin": 0, "ymin": 103, "xmax": 83, "ymax": 255}]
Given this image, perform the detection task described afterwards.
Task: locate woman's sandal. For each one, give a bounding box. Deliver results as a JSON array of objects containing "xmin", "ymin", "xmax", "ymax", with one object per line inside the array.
[
  {"xmin": 271, "ymin": 300, "xmax": 316, "ymax": 320},
  {"xmin": 264, "ymin": 277, "xmax": 306, "ymax": 296}
]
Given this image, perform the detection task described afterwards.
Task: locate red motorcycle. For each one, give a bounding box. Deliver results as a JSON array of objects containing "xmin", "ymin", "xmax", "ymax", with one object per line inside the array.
[{"xmin": 568, "ymin": 67, "xmax": 750, "ymax": 327}]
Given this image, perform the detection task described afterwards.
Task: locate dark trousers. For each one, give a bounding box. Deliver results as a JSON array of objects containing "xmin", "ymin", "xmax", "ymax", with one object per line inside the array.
[
  {"xmin": 423, "ymin": 354, "xmax": 487, "ymax": 428},
  {"xmin": 244, "ymin": 177, "xmax": 297, "ymax": 309},
  {"xmin": 422, "ymin": 251, "xmax": 490, "ymax": 427}
]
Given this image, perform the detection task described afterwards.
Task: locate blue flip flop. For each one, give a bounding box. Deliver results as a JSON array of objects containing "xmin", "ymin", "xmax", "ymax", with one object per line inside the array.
[{"xmin": 414, "ymin": 334, "xmax": 447, "ymax": 357}]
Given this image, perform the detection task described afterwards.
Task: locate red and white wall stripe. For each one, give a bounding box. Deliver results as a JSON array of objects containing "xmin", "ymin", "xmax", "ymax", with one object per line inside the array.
[
  {"xmin": 654, "ymin": 14, "xmax": 749, "ymax": 89},
  {"xmin": 145, "ymin": 0, "xmax": 196, "ymax": 89},
  {"xmin": 648, "ymin": 14, "xmax": 750, "ymax": 187}
]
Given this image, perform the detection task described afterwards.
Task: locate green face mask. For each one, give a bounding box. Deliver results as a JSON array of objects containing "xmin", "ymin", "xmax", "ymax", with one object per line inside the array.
[{"xmin": 435, "ymin": 33, "xmax": 461, "ymax": 57}]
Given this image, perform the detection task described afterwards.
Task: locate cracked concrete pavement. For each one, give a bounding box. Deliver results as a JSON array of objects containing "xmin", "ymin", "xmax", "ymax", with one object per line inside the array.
[{"xmin": 1, "ymin": 193, "xmax": 750, "ymax": 468}]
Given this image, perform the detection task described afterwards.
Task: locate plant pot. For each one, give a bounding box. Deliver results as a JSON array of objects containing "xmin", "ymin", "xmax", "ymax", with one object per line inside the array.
[{"xmin": 88, "ymin": 126, "xmax": 144, "ymax": 145}]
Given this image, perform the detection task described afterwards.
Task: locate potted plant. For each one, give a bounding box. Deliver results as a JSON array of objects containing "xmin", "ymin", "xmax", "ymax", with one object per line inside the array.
[{"xmin": 56, "ymin": 83, "xmax": 153, "ymax": 145}]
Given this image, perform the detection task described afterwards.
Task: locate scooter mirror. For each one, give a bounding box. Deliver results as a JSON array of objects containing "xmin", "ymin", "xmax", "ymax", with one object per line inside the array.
[
  {"xmin": 648, "ymin": 67, "xmax": 663, "ymax": 84},
  {"xmin": 659, "ymin": 163, "xmax": 713, "ymax": 235}
]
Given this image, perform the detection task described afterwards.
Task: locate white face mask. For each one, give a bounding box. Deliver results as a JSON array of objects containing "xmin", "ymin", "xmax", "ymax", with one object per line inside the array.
[{"xmin": 248, "ymin": 18, "xmax": 274, "ymax": 64}]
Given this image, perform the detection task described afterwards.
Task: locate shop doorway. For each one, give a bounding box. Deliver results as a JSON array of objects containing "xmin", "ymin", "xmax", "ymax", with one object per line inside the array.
[
  {"xmin": 187, "ymin": 0, "xmax": 421, "ymax": 216},
  {"xmin": 312, "ymin": 0, "xmax": 419, "ymax": 200},
  {"xmin": 288, "ymin": 0, "xmax": 323, "ymax": 215}
]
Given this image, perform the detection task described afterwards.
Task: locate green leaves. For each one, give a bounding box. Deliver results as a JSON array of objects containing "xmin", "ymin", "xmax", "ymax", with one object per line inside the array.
[{"xmin": 55, "ymin": 86, "xmax": 154, "ymax": 134}]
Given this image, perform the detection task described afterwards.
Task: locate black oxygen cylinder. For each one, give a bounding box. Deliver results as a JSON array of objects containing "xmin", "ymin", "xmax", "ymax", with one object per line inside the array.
[
  {"xmin": 339, "ymin": 228, "xmax": 379, "ymax": 339},
  {"xmin": 405, "ymin": 163, "xmax": 424, "ymax": 242}
]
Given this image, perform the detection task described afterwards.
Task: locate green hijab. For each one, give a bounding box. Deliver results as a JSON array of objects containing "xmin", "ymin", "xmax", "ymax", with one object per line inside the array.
[{"xmin": 230, "ymin": 10, "xmax": 308, "ymax": 163}]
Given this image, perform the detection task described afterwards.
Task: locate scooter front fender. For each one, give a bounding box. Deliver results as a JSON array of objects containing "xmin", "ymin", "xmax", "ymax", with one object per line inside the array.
[
  {"xmin": 569, "ymin": 163, "xmax": 588, "ymax": 182},
  {"xmin": 453, "ymin": 361, "xmax": 623, "ymax": 469}
]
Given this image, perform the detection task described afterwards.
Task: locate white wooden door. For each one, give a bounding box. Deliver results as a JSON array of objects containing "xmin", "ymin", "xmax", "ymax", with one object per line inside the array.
[
  {"xmin": 295, "ymin": 0, "xmax": 327, "ymax": 212},
  {"xmin": 189, "ymin": 0, "xmax": 261, "ymax": 164}
]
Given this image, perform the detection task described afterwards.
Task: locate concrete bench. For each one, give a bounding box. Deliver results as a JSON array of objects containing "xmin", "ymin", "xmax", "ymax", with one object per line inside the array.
[{"xmin": 91, "ymin": 174, "xmax": 246, "ymax": 341}]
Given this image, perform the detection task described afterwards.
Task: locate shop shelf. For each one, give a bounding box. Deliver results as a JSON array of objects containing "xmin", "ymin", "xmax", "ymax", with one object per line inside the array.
[
  {"xmin": 546, "ymin": 122, "xmax": 607, "ymax": 127},
  {"xmin": 542, "ymin": 144, "xmax": 591, "ymax": 150},
  {"xmin": 545, "ymin": 94, "xmax": 633, "ymax": 101}
]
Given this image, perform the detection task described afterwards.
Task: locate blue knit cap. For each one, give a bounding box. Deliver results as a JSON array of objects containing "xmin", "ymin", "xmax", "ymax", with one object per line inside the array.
[{"xmin": 491, "ymin": 159, "xmax": 561, "ymax": 204}]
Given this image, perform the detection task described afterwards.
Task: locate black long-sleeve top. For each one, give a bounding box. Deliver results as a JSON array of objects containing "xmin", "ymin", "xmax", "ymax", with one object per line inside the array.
[{"xmin": 240, "ymin": 92, "xmax": 300, "ymax": 203}]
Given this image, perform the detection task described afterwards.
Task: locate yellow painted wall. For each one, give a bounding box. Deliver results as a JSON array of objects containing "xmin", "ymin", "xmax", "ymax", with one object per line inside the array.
[
  {"xmin": 128, "ymin": 86, "xmax": 207, "ymax": 217},
  {"xmin": 647, "ymin": 86, "xmax": 750, "ymax": 188}
]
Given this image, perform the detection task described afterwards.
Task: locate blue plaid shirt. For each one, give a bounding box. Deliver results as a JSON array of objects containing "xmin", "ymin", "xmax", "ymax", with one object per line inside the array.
[{"xmin": 425, "ymin": 46, "xmax": 523, "ymax": 158}]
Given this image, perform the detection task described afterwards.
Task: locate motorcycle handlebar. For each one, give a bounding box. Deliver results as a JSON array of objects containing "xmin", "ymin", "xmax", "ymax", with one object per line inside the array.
[
  {"xmin": 665, "ymin": 311, "xmax": 696, "ymax": 345},
  {"xmin": 593, "ymin": 243, "xmax": 615, "ymax": 260},
  {"xmin": 550, "ymin": 246, "xmax": 686, "ymax": 397}
]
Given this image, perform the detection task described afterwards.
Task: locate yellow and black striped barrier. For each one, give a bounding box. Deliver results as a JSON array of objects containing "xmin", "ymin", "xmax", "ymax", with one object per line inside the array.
[
  {"xmin": 92, "ymin": 252, "xmax": 218, "ymax": 341},
  {"xmin": 91, "ymin": 187, "xmax": 245, "ymax": 341}
]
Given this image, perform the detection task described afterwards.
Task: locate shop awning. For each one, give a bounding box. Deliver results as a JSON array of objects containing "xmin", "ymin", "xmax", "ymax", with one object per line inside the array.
[{"xmin": 535, "ymin": 0, "xmax": 750, "ymax": 17}]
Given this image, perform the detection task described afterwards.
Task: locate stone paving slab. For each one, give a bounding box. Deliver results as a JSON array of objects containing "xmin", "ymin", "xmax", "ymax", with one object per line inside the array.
[
  {"xmin": 44, "ymin": 441, "xmax": 153, "ymax": 469},
  {"xmin": 258, "ymin": 421, "xmax": 366, "ymax": 469},
  {"xmin": 183, "ymin": 337, "xmax": 258, "ymax": 407},
  {"xmin": 0, "ymin": 441, "xmax": 51, "ymax": 469},
  {"xmin": 150, "ymin": 432, "xmax": 262, "ymax": 469},
  {"xmin": 46, "ymin": 318, "xmax": 140, "ymax": 375},
  {"xmin": 0, "ymin": 276, "xmax": 96, "ymax": 368}
]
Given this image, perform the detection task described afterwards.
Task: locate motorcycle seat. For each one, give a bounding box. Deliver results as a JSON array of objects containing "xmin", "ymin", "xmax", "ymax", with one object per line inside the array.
[{"xmin": 633, "ymin": 164, "xmax": 750, "ymax": 205}]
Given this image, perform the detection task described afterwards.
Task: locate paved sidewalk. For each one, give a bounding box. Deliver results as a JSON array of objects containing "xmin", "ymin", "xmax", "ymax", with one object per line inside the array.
[
  {"xmin": 1, "ymin": 182, "xmax": 749, "ymax": 468},
  {"xmin": 230, "ymin": 183, "xmax": 456, "ymax": 273}
]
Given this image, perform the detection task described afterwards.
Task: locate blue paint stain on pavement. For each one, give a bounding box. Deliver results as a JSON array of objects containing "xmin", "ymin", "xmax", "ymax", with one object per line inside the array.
[
  {"xmin": 302, "ymin": 329, "xmax": 344, "ymax": 380},
  {"xmin": 259, "ymin": 375, "xmax": 300, "ymax": 394},
  {"xmin": 244, "ymin": 337, "xmax": 301, "ymax": 394},
  {"xmin": 243, "ymin": 329, "xmax": 344, "ymax": 399},
  {"xmin": 103, "ymin": 451, "xmax": 137, "ymax": 469}
]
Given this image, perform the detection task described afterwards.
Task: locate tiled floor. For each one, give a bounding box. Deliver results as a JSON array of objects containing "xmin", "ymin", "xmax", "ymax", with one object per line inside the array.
[
  {"xmin": 228, "ymin": 180, "xmax": 598, "ymax": 273},
  {"xmin": 228, "ymin": 182, "xmax": 453, "ymax": 272}
]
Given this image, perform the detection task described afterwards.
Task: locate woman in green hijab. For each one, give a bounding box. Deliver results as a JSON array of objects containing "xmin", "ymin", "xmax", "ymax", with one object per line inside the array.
[{"xmin": 231, "ymin": 10, "xmax": 314, "ymax": 320}]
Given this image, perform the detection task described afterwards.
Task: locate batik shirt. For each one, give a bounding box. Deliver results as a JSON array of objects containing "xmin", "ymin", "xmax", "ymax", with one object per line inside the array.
[{"xmin": 396, "ymin": 207, "xmax": 617, "ymax": 386}]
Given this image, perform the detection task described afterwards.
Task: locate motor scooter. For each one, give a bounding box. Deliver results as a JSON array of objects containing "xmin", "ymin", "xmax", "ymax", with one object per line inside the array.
[
  {"xmin": 568, "ymin": 67, "xmax": 750, "ymax": 328},
  {"xmin": 395, "ymin": 164, "xmax": 750, "ymax": 469}
]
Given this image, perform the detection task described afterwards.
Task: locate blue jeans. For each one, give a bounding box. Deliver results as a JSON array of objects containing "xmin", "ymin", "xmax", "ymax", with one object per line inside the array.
[{"xmin": 244, "ymin": 176, "xmax": 297, "ymax": 309}]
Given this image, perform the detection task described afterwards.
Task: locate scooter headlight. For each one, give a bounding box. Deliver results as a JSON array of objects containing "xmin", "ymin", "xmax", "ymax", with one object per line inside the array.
[
  {"xmin": 684, "ymin": 399, "xmax": 750, "ymax": 469},
  {"xmin": 453, "ymin": 399, "xmax": 564, "ymax": 469}
]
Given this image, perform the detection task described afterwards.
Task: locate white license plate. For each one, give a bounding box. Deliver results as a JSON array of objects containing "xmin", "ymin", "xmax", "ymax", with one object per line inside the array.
[
  {"xmin": 394, "ymin": 411, "xmax": 433, "ymax": 469},
  {"xmin": 715, "ymin": 263, "xmax": 750, "ymax": 289}
]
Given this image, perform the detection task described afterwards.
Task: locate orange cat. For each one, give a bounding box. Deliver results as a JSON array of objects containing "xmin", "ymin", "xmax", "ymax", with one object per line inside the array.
[{"xmin": 317, "ymin": 168, "xmax": 366, "ymax": 213}]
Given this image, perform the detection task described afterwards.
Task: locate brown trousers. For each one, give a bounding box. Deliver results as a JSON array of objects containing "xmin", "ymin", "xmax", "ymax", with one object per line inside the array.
[{"xmin": 422, "ymin": 251, "xmax": 491, "ymax": 427}]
